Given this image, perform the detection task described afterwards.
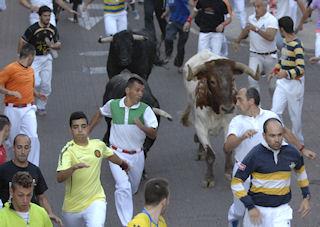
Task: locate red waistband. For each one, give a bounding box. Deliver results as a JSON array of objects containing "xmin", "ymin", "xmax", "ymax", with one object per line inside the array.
[
  {"xmin": 111, "ymin": 145, "xmax": 137, "ymax": 155},
  {"xmin": 5, "ymin": 102, "xmax": 34, "ymax": 108}
]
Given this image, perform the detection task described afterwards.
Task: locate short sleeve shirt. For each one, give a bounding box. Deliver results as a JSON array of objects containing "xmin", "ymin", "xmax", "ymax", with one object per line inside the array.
[
  {"xmin": 128, "ymin": 213, "xmax": 167, "ymax": 227},
  {"xmin": 100, "ymin": 97, "xmax": 158, "ymax": 151},
  {"xmin": 22, "ymin": 22, "xmax": 59, "ymax": 56},
  {"xmin": 0, "ymin": 161, "xmax": 48, "ymax": 205},
  {"xmin": 248, "ymin": 12, "xmax": 278, "ymax": 53},
  {"xmin": 57, "ymin": 139, "xmax": 113, "ymax": 212},
  {"xmin": 226, "ymin": 109, "xmax": 280, "ymax": 162},
  {"xmin": 311, "ymin": 0, "xmax": 320, "ymax": 30},
  {"xmin": 195, "ymin": 0, "xmax": 228, "ymax": 32}
]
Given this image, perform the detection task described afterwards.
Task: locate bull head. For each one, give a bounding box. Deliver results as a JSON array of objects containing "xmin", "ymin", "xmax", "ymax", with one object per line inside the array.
[
  {"xmin": 188, "ymin": 59, "xmax": 260, "ymax": 114},
  {"xmin": 98, "ymin": 34, "xmax": 148, "ymax": 43}
]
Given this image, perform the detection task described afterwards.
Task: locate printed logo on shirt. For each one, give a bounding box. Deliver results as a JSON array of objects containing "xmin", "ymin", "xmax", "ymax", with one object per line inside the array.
[
  {"xmin": 289, "ymin": 162, "xmax": 296, "ymax": 170},
  {"xmin": 94, "ymin": 150, "xmax": 101, "ymax": 158},
  {"xmin": 237, "ymin": 162, "xmax": 246, "ymax": 171}
]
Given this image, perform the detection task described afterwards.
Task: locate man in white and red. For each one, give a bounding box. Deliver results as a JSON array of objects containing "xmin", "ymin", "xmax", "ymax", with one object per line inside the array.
[
  {"xmin": 0, "ymin": 43, "xmax": 42, "ymax": 166},
  {"xmin": 19, "ymin": 0, "xmax": 77, "ymax": 26}
]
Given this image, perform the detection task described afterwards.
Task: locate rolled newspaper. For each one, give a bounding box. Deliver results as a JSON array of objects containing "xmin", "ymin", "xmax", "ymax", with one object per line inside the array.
[{"xmin": 44, "ymin": 37, "xmax": 58, "ymax": 59}]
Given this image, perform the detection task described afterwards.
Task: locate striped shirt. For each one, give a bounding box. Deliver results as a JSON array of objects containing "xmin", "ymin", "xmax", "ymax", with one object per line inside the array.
[
  {"xmin": 231, "ymin": 143, "xmax": 310, "ymax": 210},
  {"xmin": 275, "ymin": 38, "xmax": 305, "ymax": 80},
  {"xmin": 104, "ymin": 0, "xmax": 125, "ymax": 13}
]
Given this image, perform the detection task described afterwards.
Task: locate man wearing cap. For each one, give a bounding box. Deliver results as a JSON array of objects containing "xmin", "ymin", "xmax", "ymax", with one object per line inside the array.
[{"xmin": 0, "ymin": 43, "xmax": 42, "ymax": 166}]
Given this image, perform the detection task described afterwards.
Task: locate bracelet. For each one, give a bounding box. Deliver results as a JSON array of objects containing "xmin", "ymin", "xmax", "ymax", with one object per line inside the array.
[
  {"xmin": 187, "ymin": 16, "xmax": 192, "ymax": 23},
  {"xmin": 299, "ymin": 144, "xmax": 305, "ymax": 153}
]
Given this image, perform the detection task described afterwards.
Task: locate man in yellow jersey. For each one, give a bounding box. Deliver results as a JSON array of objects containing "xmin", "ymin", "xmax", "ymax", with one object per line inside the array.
[
  {"xmin": 128, "ymin": 178, "xmax": 169, "ymax": 227},
  {"xmin": 83, "ymin": 0, "xmax": 127, "ymax": 35},
  {"xmin": 0, "ymin": 171, "xmax": 53, "ymax": 227},
  {"xmin": 56, "ymin": 111, "xmax": 129, "ymax": 227}
]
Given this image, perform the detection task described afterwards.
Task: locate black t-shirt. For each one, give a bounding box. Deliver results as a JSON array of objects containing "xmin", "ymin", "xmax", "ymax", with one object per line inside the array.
[
  {"xmin": 0, "ymin": 161, "xmax": 48, "ymax": 205},
  {"xmin": 22, "ymin": 22, "xmax": 59, "ymax": 56},
  {"xmin": 195, "ymin": 0, "xmax": 228, "ymax": 33}
]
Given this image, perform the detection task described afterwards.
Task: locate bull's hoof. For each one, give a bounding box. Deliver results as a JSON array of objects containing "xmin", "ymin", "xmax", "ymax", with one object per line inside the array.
[
  {"xmin": 202, "ymin": 179, "xmax": 215, "ymax": 188},
  {"xmin": 224, "ymin": 172, "xmax": 232, "ymax": 181}
]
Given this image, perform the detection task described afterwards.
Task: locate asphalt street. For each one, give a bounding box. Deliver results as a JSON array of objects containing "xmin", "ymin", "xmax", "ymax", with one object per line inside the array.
[{"xmin": 1, "ymin": 1, "xmax": 320, "ymax": 226}]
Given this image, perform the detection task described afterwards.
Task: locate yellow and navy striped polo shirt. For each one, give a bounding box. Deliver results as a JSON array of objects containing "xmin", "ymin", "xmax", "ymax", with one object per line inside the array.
[
  {"xmin": 231, "ymin": 143, "xmax": 310, "ymax": 210},
  {"xmin": 104, "ymin": 0, "xmax": 125, "ymax": 14}
]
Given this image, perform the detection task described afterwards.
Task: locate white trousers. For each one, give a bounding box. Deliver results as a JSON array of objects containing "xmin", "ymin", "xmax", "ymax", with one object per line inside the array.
[
  {"xmin": 271, "ymin": 78, "xmax": 305, "ymax": 144},
  {"xmin": 228, "ymin": 162, "xmax": 250, "ymax": 223},
  {"xmin": 104, "ymin": 11, "xmax": 127, "ymax": 36},
  {"xmin": 233, "ymin": 0, "xmax": 247, "ymax": 29},
  {"xmin": 32, "ymin": 55, "xmax": 53, "ymax": 110},
  {"xmin": 109, "ymin": 150, "xmax": 144, "ymax": 226},
  {"xmin": 4, "ymin": 105, "xmax": 40, "ymax": 166},
  {"xmin": 243, "ymin": 204, "xmax": 292, "ymax": 227},
  {"xmin": 62, "ymin": 200, "xmax": 107, "ymax": 227},
  {"xmin": 248, "ymin": 52, "xmax": 278, "ymax": 95},
  {"xmin": 198, "ymin": 32, "xmax": 224, "ymax": 56},
  {"xmin": 30, "ymin": 12, "xmax": 56, "ymax": 26},
  {"xmin": 315, "ymin": 32, "xmax": 320, "ymax": 57}
]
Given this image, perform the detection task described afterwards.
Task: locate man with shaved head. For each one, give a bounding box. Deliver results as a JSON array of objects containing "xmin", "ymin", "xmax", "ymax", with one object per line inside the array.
[
  {"xmin": 231, "ymin": 118, "xmax": 311, "ymax": 226},
  {"xmin": 225, "ymin": 87, "xmax": 315, "ymax": 227}
]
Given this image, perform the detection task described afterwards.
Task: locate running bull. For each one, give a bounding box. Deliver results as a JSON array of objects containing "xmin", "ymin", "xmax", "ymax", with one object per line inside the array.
[
  {"xmin": 181, "ymin": 50, "xmax": 260, "ymax": 188},
  {"xmin": 99, "ymin": 30, "xmax": 158, "ymax": 80}
]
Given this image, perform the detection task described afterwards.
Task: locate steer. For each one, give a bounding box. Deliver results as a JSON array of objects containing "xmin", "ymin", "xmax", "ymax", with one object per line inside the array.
[
  {"xmin": 99, "ymin": 30, "xmax": 157, "ymax": 80},
  {"xmin": 181, "ymin": 50, "xmax": 260, "ymax": 188},
  {"xmin": 102, "ymin": 72, "xmax": 172, "ymax": 175}
]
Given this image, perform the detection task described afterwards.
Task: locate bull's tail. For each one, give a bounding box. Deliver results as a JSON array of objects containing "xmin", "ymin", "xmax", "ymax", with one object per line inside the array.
[
  {"xmin": 152, "ymin": 108, "xmax": 172, "ymax": 121},
  {"xmin": 180, "ymin": 104, "xmax": 192, "ymax": 127}
]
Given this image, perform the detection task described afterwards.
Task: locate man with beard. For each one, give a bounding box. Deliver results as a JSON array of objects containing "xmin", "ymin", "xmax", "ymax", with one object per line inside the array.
[
  {"xmin": 128, "ymin": 178, "xmax": 169, "ymax": 227},
  {"xmin": 231, "ymin": 118, "xmax": 311, "ymax": 226},
  {"xmin": 18, "ymin": 5, "xmax": 61, "ymax": 116},
  {"xmin": 0, "ymin": 134, "xmax": 62, "ymax": 226}
]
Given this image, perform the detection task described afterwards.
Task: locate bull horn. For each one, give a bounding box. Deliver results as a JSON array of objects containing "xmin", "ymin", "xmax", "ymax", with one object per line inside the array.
[
  {"xmin": 186, "ymin": 62, "xmax": 208, "ymax": 81},
  {"xmin": 152, "ymin": 108, "xmax": 172, "ymax": 121},
  {"xmin": 98, "ymin": 36, "xmax": 113, "ymax": 43},
  {"xmin": 132, "ymin": 34, "xmax": 148, "ymax": 41},
  {"xmin": 234, "ymin": 62, "xmax": 260, "ymax": 81}
]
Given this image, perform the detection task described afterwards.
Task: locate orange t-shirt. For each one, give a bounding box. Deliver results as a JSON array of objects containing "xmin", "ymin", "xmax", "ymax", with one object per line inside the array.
[{"xmin": 0, "ymin": 61, "xmax": 35, "ymax": 104}]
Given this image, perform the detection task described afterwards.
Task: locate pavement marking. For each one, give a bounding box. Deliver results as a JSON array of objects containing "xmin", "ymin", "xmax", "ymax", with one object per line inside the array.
[
  {"xmin": 79, "ymin": 51, "xmax": 108, "ymax": 56},
  {"xmin": 86, "ymin": 3, "xmax": 104, "ymax": 10},
  {"xmin": 82, "ymin": 66, "xmax": 107, "ymax": 75},
  {"xmin": 78, "ymin": 15, "xmax": 103, "ymax": 30}
]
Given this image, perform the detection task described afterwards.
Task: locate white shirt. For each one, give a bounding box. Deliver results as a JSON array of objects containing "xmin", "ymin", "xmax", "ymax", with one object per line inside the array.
[
  {"xmin": 248, "ymin": 12, "xmax": 278, "ymax": 53},
  {"xmin": 100, "ymin": 97, "xmax": 158, "ymax": 151},
  {"xmin": 31, "ymin": 0, "xmax": 53, "ymax": 9},
  {"xmin": 226, "ymin": 108, "xmax": 280, "ymax": 162}
]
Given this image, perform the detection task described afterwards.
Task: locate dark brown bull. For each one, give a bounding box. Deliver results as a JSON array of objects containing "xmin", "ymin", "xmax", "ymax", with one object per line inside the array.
[{"xmin": 181, "ymin": 51, "xmax": 259, "ymax": 187}]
